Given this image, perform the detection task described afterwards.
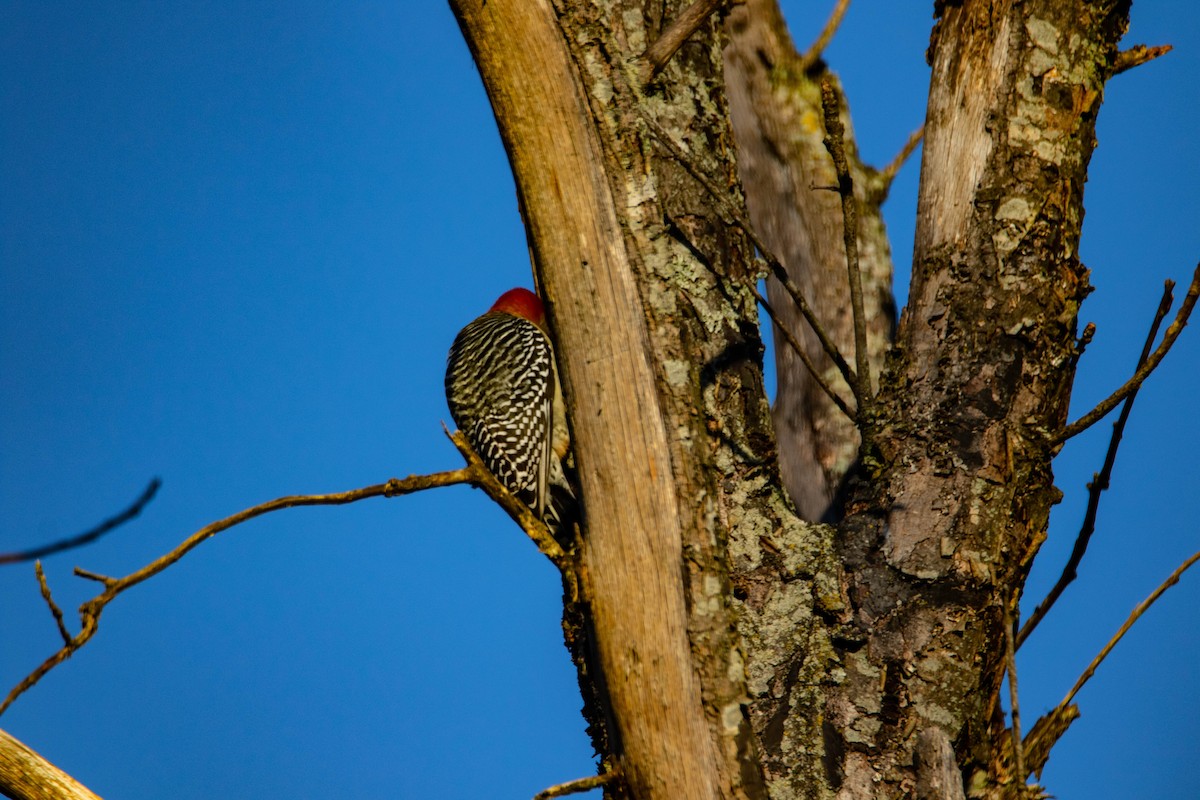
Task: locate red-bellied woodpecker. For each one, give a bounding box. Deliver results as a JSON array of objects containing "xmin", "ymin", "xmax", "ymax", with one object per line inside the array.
[{"xmin": 445, "ymin": 288, "xmax": 574, "ymax": 536}]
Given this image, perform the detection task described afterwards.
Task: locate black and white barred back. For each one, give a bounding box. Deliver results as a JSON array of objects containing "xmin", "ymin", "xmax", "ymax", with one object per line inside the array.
[{"xmin": 445, "ymin": 311, "xmax": 572, "ymax": 533}]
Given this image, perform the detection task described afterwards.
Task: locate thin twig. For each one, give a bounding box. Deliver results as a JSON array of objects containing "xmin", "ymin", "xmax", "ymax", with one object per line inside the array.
[
  {"xmin": 798, "ymin": 0, "xmax": 852, "ymax": 72},
  {"xmin": 533, "ymin": 770, "xmax": 618, "ymax": 800},
  {"xmin": 1059, "ymin": 548, "xmax": 1200, "ymax": 710},
  {"xmin": 1003, "ymin": 604, "xmax": 1027, "ymax": 797},
  {"xmin": 640, "ymin": 114, "xmax": 861, "ymax": 404},
  {"xmin": 1019, "ymin": 284, "xmax": 1173, "ymax": 647},
  {"xmin": 819, "ymin": 79, "xmax": 872, "ymax": 403},
  {"xmin": 1055, "ymin": 263, "xmax": 1200, "ymax": 444},
  {"xmin": 35, "ymin": 562, "xmax": 70, "ymax": 645},
  {"xmin": 0, "ymin": 478, "xmax": 161, "ymax": 565},
  {"xmin": 1, "ymin": 436, "xmax": 568, "ymax": 717},
  {"xmin": 870, "ymin": 125, "xmax": 924, "ymax": 204},
  {"xmin": 1113, "ymin": 43, "xmax": 1172, "ymax": 75},
  {"xmin": 639, "ymin": 0, "xmax": 726, "ymax": 85},
  {"xmin": 755, "ymin": 289, "xmax": 857, "ymax": 421}
]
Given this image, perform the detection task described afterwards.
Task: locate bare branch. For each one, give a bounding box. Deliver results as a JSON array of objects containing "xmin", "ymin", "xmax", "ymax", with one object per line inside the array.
[
  {"xmin": 0, "ymin": 728, "xmax": 101, "ymax": 800},
  {"xmin": 1059, "ymin": 548, "xmax": 1200, "ymax": 710},
  {"xmin": 1071, "ymin": 321, "xmax": 1097, "ymax": 368},
  {"xmin": 820, "ymin": 78, "xmax": 872, "ymax": 403},
  {"xmin": 1055, "ymin": 263, "xmax": 1200, "ymax": 444},
  {"xmin": 755, "ymin": 289, "xmax": 857, "ymax": 421},
  {"xmin": 1021, "ymin": 703, "xmax": 1080, "ymax": 780},
  {"xmin": 640, "ymin": 114, "xmax": 861, "ymax": 404},
  {"xmin": 533, "ymin": 770, "xmax": 618, "ymax": 799},
  {"xmin": 1020, "ymin": 283, "xmax": 1173, "ymax": 647},
  {"xmin": 869, "ymin": 125, "xmax": 923, "ymax": 204},
  {"xmin": 639, "ymin": 0, "xmax": 727, "ymax": 85},
  {"xmin": 2, "ymin": 435, "xmax": 567, "ymax": 718},
  {"xmin": 34, "ymin": 562, "xmax": 70, "ymax": 645},
  {"xmin": 0, "ymin": 478, "xmax": 161, "ymax": 565},
  {"xmin": 1003, "ymin": 604, "xmax": 1028, "ymax": 797},
  {"xmin": 1113, "ymin": 43, "xmax": 1172, "ymax": 75},
  {"xmin": 798, "ymin": 0, "xmax": 852, "ymax": 72},
  {"xmin": 445, "ymin": 429, "xmax": 568, "ymax": 565}
]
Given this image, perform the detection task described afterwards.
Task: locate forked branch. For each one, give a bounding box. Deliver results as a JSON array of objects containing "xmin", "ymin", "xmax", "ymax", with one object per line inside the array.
[
  {"xmin": 1055, "ymin": 263, "xmax": 1200, "ymax": 444},
  {"xmin": 1, "ymin": 431, "xmax": 564, "ymax": 717}
]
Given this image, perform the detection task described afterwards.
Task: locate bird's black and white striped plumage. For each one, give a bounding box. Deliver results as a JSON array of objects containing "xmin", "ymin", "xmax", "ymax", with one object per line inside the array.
[{"xmin": 445, "ymin": 295, "xmax": 573, "ymax": 535}]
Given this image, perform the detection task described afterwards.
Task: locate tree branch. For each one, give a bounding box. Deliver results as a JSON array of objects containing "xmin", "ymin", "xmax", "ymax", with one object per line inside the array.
[
  {"xmin": 1059, "ymin": 548, "xmax": 1200, "ymax": 710},
  {"xmin": 1071, "ymin": 321, "xmax": 1097, "ymax": 368},
  {"xmin": 2, "ymin": 432, "xmax": 567, "ymax": 717},
  {"xmin": 754, "ymin": 289, "xmax": 857, "ymax": 421},
  {"xmin": 35, "ymin": 561, "xmax": 71, "ymax": 645},
  {"xmin": 638, "ymin": 0, "xmax": 727, "ymax": 84},
  {"xmin": 1020, "ymin": 283, "xmax": 1173, "ymax": 647},
  {"xmin": 0, "ymin": 478, "xmax": 161, "ymax": 565},
  {"xmin": 1113, "ymin": 43, "xmax": 1172, "ymax": 75},
  {"xmin": 0, "ymin": 728, "xmax": 101, "ymax": 800},
  {"xmin": 1054, "ymin": 263, "xmax": 1200, "ymax": 444},
  {"xmin": 1003, "ymin": 603, "xmax": 1028, "ymax": 798},
  {"xmin": 641, "ymin": 113, "xmax": 861, "ymax": 406},
  {"xmin": 533, "ymin": 770, "xmax": 618, "ymax": 799},
  {"xmin": 797, "ymin": 0, "xmax": 851, "ymax": 72},
  {"xmin": 868, "ymin": 125, "xmax": 923, "ymax": 204},
  {"xmin": 820, "ymin": 78, "xmax": 872, "ymax": 403}
]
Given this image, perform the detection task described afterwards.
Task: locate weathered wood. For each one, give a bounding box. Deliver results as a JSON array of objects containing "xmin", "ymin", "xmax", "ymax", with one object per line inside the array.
[
  {"xmin": 450, "ymin": 1, "xmax": 768, "ymax": 797},
  {"xmin": 0, "ymin": 729, "xmax": 102, "ymax": 800}
]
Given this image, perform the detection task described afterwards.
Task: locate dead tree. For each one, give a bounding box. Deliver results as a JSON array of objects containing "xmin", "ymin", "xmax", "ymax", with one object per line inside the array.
[{"xmin": 2, "ymin": 2, "xmax": 1193, "ymax": 799}]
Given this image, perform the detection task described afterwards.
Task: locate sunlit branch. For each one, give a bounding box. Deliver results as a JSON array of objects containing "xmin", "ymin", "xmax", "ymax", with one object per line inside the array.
[
  {"xmin": 1113, "ymin": 43, "xmax": 1172, "ymax": 75},
  {"xmin": 1059, "ymin": 548, "xmax": 1200, "ymax": 710},
  {"xmin": 533, "ymin": 770, "xmax": 619, "ymax": 800},
  {"xmin": 1, "ymin": 432, "xmax": 566, "ymax": 718},
  {"xmin": 798, "ymin": 0, "xmax": 852, "ymax": 72}
]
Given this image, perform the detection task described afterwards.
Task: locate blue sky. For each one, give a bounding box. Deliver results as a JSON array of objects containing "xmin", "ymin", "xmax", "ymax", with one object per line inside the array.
[{"xmin": 2, "ymin": 3, "xmax": 1196, "ymax": 798}]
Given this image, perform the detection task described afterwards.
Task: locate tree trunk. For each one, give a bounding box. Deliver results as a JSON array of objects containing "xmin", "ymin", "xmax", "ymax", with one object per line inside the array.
[{"xmin": 452, "ymin": 0, "xmax": 1132, "ymax": 798}]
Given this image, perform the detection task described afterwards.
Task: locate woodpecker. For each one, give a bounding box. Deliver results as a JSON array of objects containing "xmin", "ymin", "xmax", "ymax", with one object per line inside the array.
[{"xmin": 445, "ymin": 288, "xmax": 574, "ymax": 536}]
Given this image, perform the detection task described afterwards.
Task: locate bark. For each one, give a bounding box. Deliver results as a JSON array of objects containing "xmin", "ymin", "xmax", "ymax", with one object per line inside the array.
[
  {"xmin": 452, "ymin": 1, "xmax": 781, "ymax": 797},
  {"xmin": 824, "ymin": 2, "xmax": 1129, "ymax": 797},
  {"xmin": 451, "ymin": 1, "xmax": 1131, "ymax": 799}
]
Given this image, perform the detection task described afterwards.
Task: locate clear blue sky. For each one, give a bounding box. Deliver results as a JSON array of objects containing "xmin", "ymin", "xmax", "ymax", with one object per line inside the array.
[{"xmin": 2, "ymin": 3, "xmax": 1196, "ymax": 798}]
